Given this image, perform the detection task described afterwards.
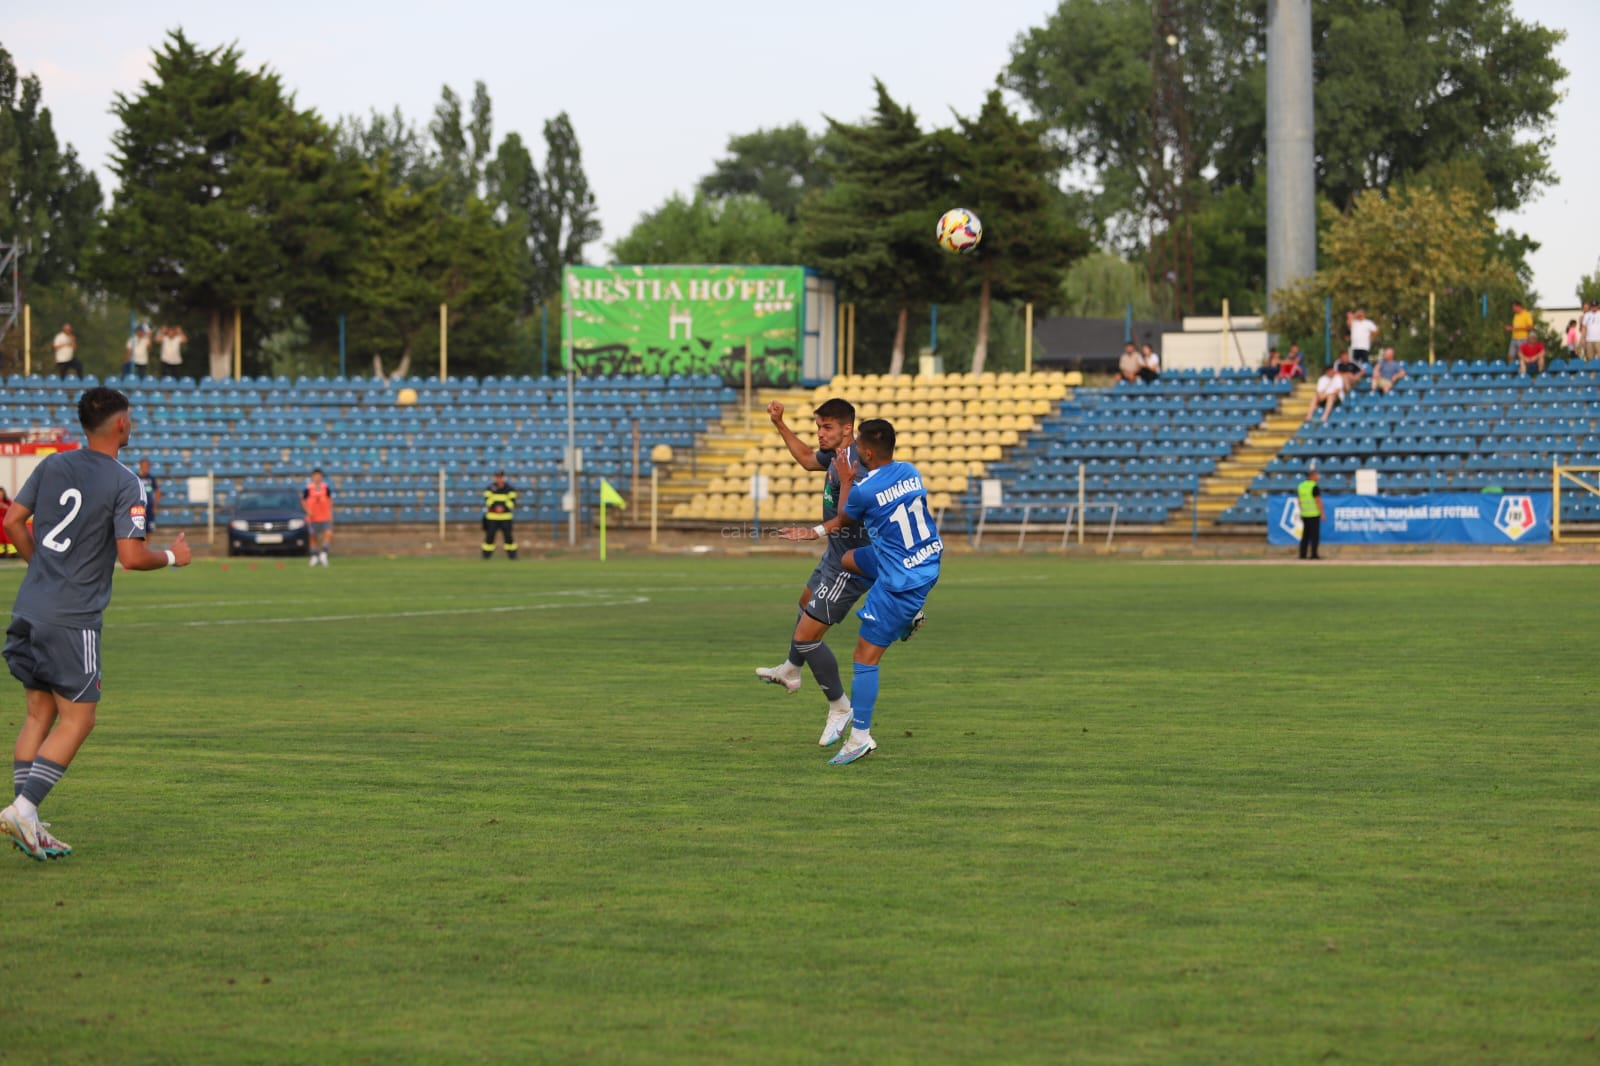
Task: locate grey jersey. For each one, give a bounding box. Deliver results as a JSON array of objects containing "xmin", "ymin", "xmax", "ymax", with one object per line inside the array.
[
  {"xmin": 815, "ymin": 443, "xmax": 872, "ymax": 565},
  {"xmin": 12, "ymin": 450, "xmax": 147, "ymax": 627}
]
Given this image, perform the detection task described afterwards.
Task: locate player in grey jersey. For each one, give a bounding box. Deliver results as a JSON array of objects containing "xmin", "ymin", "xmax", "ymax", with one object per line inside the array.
[
  {"xmin": 1, "ymin": 388, "xmax": 192, "ymax": 861},
  {"xmin": 754, "ymin": 398, "xmax": 880, "ymax": 747}
]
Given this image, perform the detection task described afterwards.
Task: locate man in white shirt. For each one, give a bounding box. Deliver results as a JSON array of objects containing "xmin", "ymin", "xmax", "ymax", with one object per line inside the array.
[
  {"xmin": 124, "ymin": 325, "xmax": 151, "ymax": 380},
  {"xmin": 1306, "ymin": 365, "xmax": 1344, "ymax": 423},
  {"xmin": 157, "ymin": 326, "xmax": 187, "ymax": 376},
  {"xmin": 52, "ymin": 324, "xmax": 81, "ymax": 378},
  {"xmin": 1582, "ymin": 302, "xmax": 1600, "ymax": 361},
  {"xmin": 1347, "ymin": 309, "xmax": 1379, "ymax": 365}
]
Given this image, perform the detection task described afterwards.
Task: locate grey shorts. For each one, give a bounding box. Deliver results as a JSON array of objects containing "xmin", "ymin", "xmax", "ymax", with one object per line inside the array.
[
  {"xmin": 802, "ymin": 558, "xmax": 871, "ymax": 626},
  {"xmin": 4, "ymin": 616, "xmax": 103, "ymax": 703},
  {"xmin": 309, "ymin": 521, "xmax": 332, "ymax": 537}
]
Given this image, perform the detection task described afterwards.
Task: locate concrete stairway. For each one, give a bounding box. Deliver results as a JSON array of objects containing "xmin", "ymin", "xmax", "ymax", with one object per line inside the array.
[
  {"xmin": 1162, "ymin": 379, "xmax": 1317, "ymax": 531},
  {"xmin": 653, "ymin": 388, "xmax": 812, "ymax": 513}
]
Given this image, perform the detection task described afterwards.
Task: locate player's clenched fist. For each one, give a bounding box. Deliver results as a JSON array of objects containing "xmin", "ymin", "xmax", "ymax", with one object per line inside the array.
[{"xmin": 168, "ymin": 531, "xmax": 192, "ymax": 567}]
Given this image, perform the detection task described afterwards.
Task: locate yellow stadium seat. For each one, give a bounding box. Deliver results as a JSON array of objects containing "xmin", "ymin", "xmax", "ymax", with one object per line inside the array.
[
  {"xmin": 999, "ymin": 429, "xmax": 1020, "ymax": 446},
  {"xmin": 981, "ymin": 444, "xmax": 1003, "ymax": 461}
]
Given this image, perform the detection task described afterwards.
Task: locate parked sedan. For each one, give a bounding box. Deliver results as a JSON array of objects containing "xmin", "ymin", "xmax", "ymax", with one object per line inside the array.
[{"xmin": 227, "ymin": 489, "xmax": 310, "ymax": 556}]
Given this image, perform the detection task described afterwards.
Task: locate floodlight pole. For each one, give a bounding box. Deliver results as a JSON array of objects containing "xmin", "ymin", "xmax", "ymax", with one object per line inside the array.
[
  {"xmin": 565, "ymin": 271, "xmax": 577, "ymax": 546},
  {"xmin": 1266, "ymin": 0, "xmax": 1316, "ymax": 317}
]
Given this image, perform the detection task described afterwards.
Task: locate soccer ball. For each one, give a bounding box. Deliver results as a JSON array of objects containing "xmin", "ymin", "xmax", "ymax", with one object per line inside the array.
[{"xmin": 935, "ymin": 208, "xmax": 983, "ymax": 254}]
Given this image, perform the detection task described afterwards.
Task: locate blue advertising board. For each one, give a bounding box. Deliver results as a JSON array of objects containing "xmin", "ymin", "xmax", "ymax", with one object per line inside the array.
[{"xmin": 1267, "ymin": 493, "xmax": 1551, "ymax": 546}]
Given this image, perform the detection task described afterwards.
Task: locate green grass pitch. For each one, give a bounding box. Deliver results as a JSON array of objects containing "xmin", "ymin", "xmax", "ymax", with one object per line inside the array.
[{"xmin": 0, "ymin": 553, "xmax": 1593, "ymax": 1064}]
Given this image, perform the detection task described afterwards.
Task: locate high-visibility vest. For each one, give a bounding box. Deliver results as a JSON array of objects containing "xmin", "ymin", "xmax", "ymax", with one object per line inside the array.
[
  {"xmin": 1297, "ymin": 478, "xmax": 1321, "ymax": 519},
  {"xmin": 484, "ymin": 484, "xmax": 517, "ymax": 520},
  {"xmin": 304, "ymin": 481, "xmax": 333, "ymax": 522}
]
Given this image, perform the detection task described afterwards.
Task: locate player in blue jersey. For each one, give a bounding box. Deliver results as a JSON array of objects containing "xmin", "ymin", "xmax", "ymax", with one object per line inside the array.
[
  {"xmin": 1, "ymin": 388, "xmax": 192, "ymax": 860},
  {"xmin": 754, "ymin": 398, "xmax": 876, "ymax": 746},
  {"xmin": 780, "ymin": 418, "xmax": 941, "ymax": 765}
]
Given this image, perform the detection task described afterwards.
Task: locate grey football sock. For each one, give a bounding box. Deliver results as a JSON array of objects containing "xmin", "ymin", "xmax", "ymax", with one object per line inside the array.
[
  {"xmin": 19, "ymin": 757, "xmax": 67, "ymax": 808},
  {"xmin": 13, "ymin": 759, "xmax": 31, "ymax": 799},
  {"xmin": 793, "ymin": 639, "xmax": 845, "ymax": 703}
]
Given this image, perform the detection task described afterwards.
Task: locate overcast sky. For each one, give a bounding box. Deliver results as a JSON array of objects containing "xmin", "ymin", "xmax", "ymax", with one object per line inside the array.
[{"xmin": 7, "ymin": 0, "xmax": 1595, "ymax": 305}]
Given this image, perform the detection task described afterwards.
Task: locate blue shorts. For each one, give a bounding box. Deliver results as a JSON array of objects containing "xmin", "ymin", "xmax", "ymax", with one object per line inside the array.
[{"xmin": 848, "ymin": 548, "xmax": 936, "ymax": 647}]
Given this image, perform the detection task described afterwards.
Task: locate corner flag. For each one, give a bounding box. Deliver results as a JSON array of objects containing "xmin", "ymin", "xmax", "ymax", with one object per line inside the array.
[{"xmin": 598, "ymin": 478, "xmax": 626, "ymax": 561}]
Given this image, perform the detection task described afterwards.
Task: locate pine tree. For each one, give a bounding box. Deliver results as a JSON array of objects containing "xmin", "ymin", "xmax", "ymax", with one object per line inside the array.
[
  {"xmin": 91, "ymin": 31, "xmax": 360, "ymax": 378},
  {"xmin": 944, "ymin": 89, "xmax": 1086, "ymax": 375},
  {"xmin": 799, "ymin": 80, "xmax": 949, "ymax": 375}
]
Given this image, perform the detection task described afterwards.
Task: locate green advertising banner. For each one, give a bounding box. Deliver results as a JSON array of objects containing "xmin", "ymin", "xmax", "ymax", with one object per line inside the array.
[{"xmin": 564, "ymin": 265, "xmax": 806, "ymax": 385}]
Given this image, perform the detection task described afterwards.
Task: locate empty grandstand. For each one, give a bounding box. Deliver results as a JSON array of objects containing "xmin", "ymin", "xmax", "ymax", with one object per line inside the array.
[{"xmin": 0, "ymin": 373, "xmax": 735, "ymax": 527}]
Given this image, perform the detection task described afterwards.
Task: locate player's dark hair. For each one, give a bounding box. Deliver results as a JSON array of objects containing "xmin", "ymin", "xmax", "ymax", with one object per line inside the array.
[
  {"xmin": 858, "ymin": 418, "xmax": 896, "ymax": 457},
  {"xmin": 78, "ymin": 387, "xmax": 130, "ymax": 433},
  {"xmin": 813, "ymin": 398, "xmax": 856, "ymax": 424}
]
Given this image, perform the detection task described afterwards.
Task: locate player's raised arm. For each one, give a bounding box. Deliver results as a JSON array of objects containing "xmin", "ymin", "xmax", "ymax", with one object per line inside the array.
[
  {"xmin": 768, "ymin": 402, "xmax": 825, "ymax": 471},
  {"xmin": 117, "ymin": 531, "xmax": 191, "ymax": 571}
]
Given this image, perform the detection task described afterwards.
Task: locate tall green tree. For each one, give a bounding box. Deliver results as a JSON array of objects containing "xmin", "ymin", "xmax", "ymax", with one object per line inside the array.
[
  {"xmin": 798, "ymin": 80, "xmax": 949, "ymax": 375},
  {"xmin": 698, "ymin": 124, "xmax": 831, "ymax": 222},
  {"xmin": 0, "ymin": 46, "xmax": 104, "ymax": 373},
  {"xmin": 1266, "ymin": 176, "xmax": 1521, "ymax": 363},
  {"xmin": 610, "ymin": 193, "xmax": 795, "ymax": 264},
  {"xmin": 1008, "ymin": 0, "xmax": 1565, "ymax": 307},
  {"xmin": 336, "ymin": 106, "xmax": 432, "ymax": 189},
  {"xmin": 92, "ymin": 31, "xmax": 360, "ymax": 379},
  {"xmin": 530, "ymin": 112, "xmax": 601, "ymax": 302},
  {"xmin": 942, "ymin": 88, "xmax": 1088, "ymax": 375},
  {"xmin": 346, "ymin": 163, "xmax": 521, "ymax": 378}
]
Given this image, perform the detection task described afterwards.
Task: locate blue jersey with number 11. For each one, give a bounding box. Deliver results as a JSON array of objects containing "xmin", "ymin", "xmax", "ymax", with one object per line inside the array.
[{"xmin": 843, "ymin": 459, "xmax": 942, "ymax": 591}]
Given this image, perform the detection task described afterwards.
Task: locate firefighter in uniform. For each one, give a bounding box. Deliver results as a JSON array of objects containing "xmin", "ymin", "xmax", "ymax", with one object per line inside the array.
[{"xmin": 483, "ymin": 470, "xmax": 518, "ymax": 559}]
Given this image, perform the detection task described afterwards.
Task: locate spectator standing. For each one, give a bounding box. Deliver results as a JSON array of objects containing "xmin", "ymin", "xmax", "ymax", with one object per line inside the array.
[
  {"xmin": 1372, "ymin": 348, "xmax": 1407, "ymax": 394},
  {"xmin": 1563, "ymin": 318, "xmax": 1580, "ymax": 357},
  {"xmin": 53, "ymin": 324, "xmax": 81, "ymax": 379},
  {"xmin": 1306, "ymin": 365, "xmax": 1344, "ymax": 423},
  {"xmin": 157, "ymin": 326, "xmax": 187, "ymax": 377},
  {"xmin": 1296, "ymin": 469, "xmax": 1323, "ymax": 560},
  {"xmin": 123, "ymin": 325, "xmax": 151, "ymax": 380},
  {"xmin": 481, "ymin": 469, "xmax": 518, "ymax": 560},
  {"xmin": 1581, "ymin": 301, "xmax": 1600, "ymax": 361},
  {"xmin": 1139, "ymin": 343, "xmax": 1162, "ymax": 383},
  {"xmin": 136, "ymin": 459, "xmax": 161, "ymax": 534},
  {"xmin": 1505, "ymin": 300, "xmax": 1534, "ymax": 364},
  {"xmin": 302, "ymin": 469, "xmax": 334, "ymax": 567},
  {"xmin": 1347, "ymin": 310, "xmax": 1379, "ymax": 365}
]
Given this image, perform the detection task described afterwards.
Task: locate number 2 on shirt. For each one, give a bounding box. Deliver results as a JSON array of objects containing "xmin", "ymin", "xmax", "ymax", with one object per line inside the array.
[
  {"xmin": 888, "ymin": 496, "xmax": 932, "ymax": 548},
  {"xmin": 41, "ymin": 488, "xmax": 83, "ymax": 552}
]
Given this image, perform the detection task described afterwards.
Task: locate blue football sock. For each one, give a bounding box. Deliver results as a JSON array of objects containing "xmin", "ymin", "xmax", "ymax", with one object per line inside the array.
[{"xmin": 850, "ymin": 662, "xmax": 879, "ymax": 732}]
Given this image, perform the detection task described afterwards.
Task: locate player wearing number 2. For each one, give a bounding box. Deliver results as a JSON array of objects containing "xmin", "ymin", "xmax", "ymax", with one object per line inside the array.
[
  {"xmin": 780, "ymin": 418, "xmax": 941, "ymax": 765},
  {"xmin": 0, "ymin": 388, "xmax": 192, "ymax": 860}
]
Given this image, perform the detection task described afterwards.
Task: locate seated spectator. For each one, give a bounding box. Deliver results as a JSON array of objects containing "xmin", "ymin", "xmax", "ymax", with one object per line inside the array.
[
  {"xmin": 1518, "ymin": 337, "xmax": 1546, "ymax": 376},
  {"xmin": 1118, "ymin": 343, "xmax": 1142, "ymax": 385},
  {"xmin": 1260, "ymin": 347, "xmax": 1283, "ymax": 382},
  {"xmin": 1372, "ymin": 348, "xmax": 1406, "ymax": 393},
  {"xmin": 1306, "ymin": 365, "xmax": 1344, "ymax": 423},
  {"xmin": 1334, "ymin": 349, "xmax": 1365, "ymax": 390},
  {"xmin": 1139, "ymin": 343, "xmax": 1161, "ymax": 383},
  {"xmin": 1277, "ymin": 343, "xmax": 1306, "ymax": 381}
]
